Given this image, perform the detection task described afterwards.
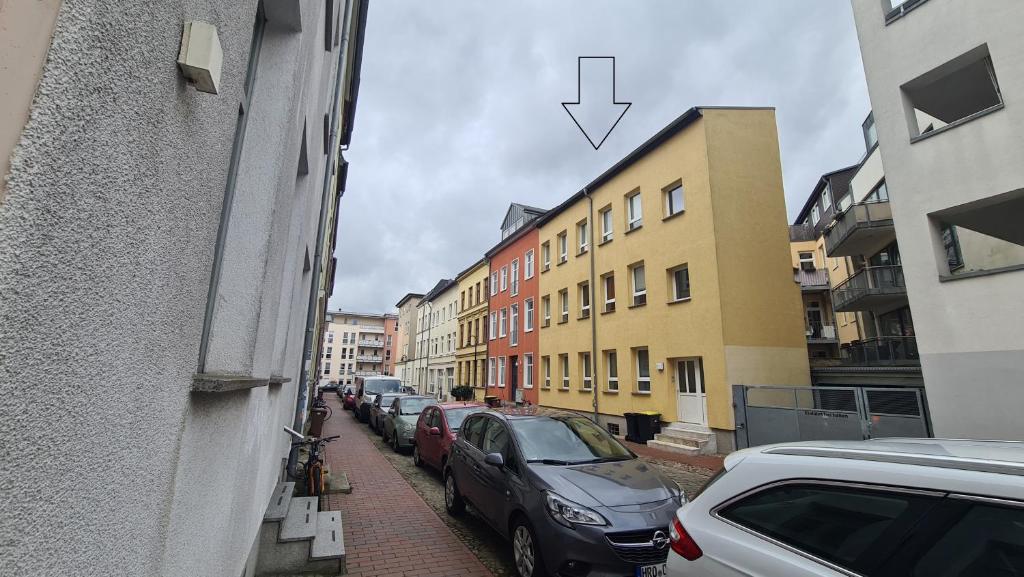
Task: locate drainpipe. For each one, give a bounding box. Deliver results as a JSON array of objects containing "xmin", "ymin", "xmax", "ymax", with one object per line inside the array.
[
  {"xmin": 584, "ymin": 188, "xmax": 599, "ymax": 424},
  {"xmin": 292, "ymin": 0, "xmax": 357, "ymax": 436}
]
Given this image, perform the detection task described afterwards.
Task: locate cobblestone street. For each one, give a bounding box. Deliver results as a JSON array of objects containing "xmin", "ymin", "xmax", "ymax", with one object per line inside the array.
[{"xmin": 323, "ymin": 397, "xmax": 721, "ymax": 577}]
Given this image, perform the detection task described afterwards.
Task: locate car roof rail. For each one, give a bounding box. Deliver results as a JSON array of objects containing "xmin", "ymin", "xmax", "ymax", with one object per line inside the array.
[{"xmin": 763, "ymin": 446, "xmax": 1024, "ymax": 477}]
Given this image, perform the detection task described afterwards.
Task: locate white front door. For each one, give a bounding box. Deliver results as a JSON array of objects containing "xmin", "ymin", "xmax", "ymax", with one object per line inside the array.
[{"xmin": 676, "ymin": 358, "xmax": 707, "ymax": 425}]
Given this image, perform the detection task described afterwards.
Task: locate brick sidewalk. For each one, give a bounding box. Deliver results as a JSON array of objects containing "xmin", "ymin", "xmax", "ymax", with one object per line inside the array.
[
  {"xmin": 321, "ymin": 397, "xmax": 493, "ymax": 577},
  {"xmin": 622, "ymin": 439, "xmax": 726, "ymax": 471}
]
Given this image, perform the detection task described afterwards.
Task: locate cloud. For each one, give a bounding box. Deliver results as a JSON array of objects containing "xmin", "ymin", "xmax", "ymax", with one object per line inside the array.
[{"xmin": 331, "ymin": 0, "xmax": 871, "ymax": 312}]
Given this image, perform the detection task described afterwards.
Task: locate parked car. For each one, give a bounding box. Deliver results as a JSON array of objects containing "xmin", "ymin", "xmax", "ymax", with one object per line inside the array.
[
  {"xmin": 666, "ymin": 438, "xmax": 1024, "ymax": 577},
  {"xmin": 381, "ymin": 396, "xmax": 435, "ymax": 452},
  {"xmin": 444, "ymin": 407, "xmax": 685, "ymax": 577},
  {"xmin": 318, "ymin": 382, "xmax": 339, "ymax": 394},
  {"xmin": 401, "ymin": 385, "xmax": 417, "ymax": 395},
  {"xmin": 354, "ymin": 376, "xmax": 402, "ymax": 423},
  {"xmin": 413, "ymin": 401, "xmax": 486, "ymax": 471},
  {"xmin": 369, "ymin": 392, "xmax": 406, "ymax": 434},
  {"xmin": 339, "ymin": 386, "xmax": 356, "ymax": 410}
]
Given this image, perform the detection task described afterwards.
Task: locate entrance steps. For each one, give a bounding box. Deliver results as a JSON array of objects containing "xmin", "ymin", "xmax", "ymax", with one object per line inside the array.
[
  {"xmin": 647, "ymin": 423, "xmax": 717, "ymax": 456},
  {"xmin": 255, "ymin": 482, "xmax": 345, "ymax": 576}
]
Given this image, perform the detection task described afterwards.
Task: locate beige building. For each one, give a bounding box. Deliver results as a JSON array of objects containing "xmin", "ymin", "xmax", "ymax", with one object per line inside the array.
[
  {"xmin": 321, "ymin": 311, "xmax": 395, "ymax": 387},
  {"xmin": 393, "ymin": 292, "xmax": 423, "ymax": 387},
  {"xmin": 455, "ymin": 259, "xmax": 489, "ymax": 394}
]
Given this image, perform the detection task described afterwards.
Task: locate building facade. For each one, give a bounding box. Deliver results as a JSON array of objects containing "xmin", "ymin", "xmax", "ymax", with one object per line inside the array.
[
  {"xmin": 321, "ymin": 311, "xmax": 394, "ymax": 386},
  {"xmin": 0, "ymin": 0, "xmax": 368, "ymax": 575},
  {"xmin": 536, "ymin": 107, "xmax": 810, "ymax": 453},
  {"xmin": 419, "ymin": 280, "xmax": 458, "ymax": 397},
  {"xmin": 455, "ymin": 259, "xmax": 490, "ymax": 395},
  {"xmin": 851, "ymin": 0, "xmax": 1024, "ymax": 438},
  {"xmin": 393, "ymin": 292, "xmax": 423, "ymax": 386},
  {"xmin": 383, "ymin": 312, "xmax": 398, "ymax": 375},
  {"xmin": 485, "ymin": 204, "xmax": 545, "ymax": 405}
]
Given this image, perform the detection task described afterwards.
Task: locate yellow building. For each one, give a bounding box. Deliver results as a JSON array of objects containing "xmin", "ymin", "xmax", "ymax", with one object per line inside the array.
[
  {"xmin": 536, "ymin": 107, "xmax": 810, "ymax": 454},
  {"xmin": 455, "ymin": 258, "xmax": 490, "ymax": 396}
]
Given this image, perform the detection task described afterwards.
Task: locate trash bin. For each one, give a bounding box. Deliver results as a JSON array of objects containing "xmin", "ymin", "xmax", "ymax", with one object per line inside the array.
[
  {"xmin": 308, "ymin": 407, "xmax": 329, "ymax": 437},
  {"xmin": 624, "ymin": 411, "xmax": 662, "ymax": 444}
]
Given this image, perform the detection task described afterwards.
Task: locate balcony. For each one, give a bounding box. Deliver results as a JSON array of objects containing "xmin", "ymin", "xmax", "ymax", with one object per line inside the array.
[
  {"xmin": 354, "ymin": 371, "xmax": 381, "ymax": 377},
  {"xmin": 795, "ymin": 268, "xmax": 829, "ymax": 292},
  {"xmin": 358, "ymin": 340, "xmax": 384, "ymax": 348},
  {"xmin": 824, "ymin": 201, "xmax": 896, "ymax": 258},
  {"xmin": 359, "ymin": 325, "xmax": 385, "ymax": 333},
  {"xmin": 357, "ymin": 355, "xmax": 382, "ymax": 363},
  {"xmin": 806, "ymin": 322, "xmax": 838, "ymax": 344},
  {"xmin": 841, "ymin": 336, "xmax": 919, "ymax": 366},
  {"xmin": 832, "ymin": 265, "xmax": 908, "ymax": 314}
]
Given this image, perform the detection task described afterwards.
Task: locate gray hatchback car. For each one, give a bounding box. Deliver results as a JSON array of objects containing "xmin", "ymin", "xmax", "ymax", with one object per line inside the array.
[{"xmin": 444, "ymin": 408, "xmax": 685, "ymax": 577}]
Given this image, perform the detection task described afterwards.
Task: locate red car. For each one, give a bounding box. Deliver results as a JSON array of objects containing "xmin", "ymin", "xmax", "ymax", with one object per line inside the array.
[
  {"xmin": 412, "ymin": 401, "xmax": 486, "ymax": 472},
  {"xmin": 339, "ymin": 386, "xmax": 356, "ymax": 411}
]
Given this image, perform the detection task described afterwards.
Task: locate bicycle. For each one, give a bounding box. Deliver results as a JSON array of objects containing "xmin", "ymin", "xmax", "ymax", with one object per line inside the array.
[
  {"xmin": 285, "ymin": 427, "xmax": 340, "ymax": 500},
  {"xmin": 312, "ymin": 387, "xmax": 333, "ymax": 420}
]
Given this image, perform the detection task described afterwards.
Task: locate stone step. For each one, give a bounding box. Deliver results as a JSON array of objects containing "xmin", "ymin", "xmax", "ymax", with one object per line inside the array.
[
  {"xmin": 646, "ymin": 439, "xmax": 702, "ymax": 456},
  {"xmin": 653, "ymin": 432, "xmax": 702, "ymax": 448},
  {"xmin": 660, "ymin": 425, "xmax": 714, "ymax": 442},
  {"xmin": 280, "ymin": 497, "xmax": 318, "ymax": 542},
  {"xmin": 311, "ymin": 511, "xmax": 345, "ymax": 560},
  {"xmin": 264, "ymin": 482, "xmax": 295, "ymax": 522}
]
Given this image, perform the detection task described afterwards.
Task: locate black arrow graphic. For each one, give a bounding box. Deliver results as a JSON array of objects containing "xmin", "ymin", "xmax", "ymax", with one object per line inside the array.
[{"xmin": 562, "ymin": 57, "xmax": 632, "ymax": 150}]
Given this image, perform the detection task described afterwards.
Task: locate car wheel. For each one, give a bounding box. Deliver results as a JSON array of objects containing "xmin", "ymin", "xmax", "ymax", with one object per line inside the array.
[
  {"xmin": 512, "ymin": 519, "xmax": 544, "ymax": 577},
  {"xmin": 413, "ymin": 445, "xmax": 423, "ymax": 467},
  {"xmin": 444, "ymin": 472, "xmax": 465, "ymax": 516},
  {"xmin": 391, "ymin": 431, "xmax": 401, "ymax": 453},
  {"xmin": 381, "ymin": 426, "xmax": 389, "ymax": 443}
]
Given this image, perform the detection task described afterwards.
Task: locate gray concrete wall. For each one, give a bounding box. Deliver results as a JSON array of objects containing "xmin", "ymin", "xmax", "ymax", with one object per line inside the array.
[
  {"xmin": 851, "ymin": 0, "xmax": 1024, "ymax": 439},
  {"xmin": 0, "ymin": 0, "xmax": 343, "ymax": 575}
]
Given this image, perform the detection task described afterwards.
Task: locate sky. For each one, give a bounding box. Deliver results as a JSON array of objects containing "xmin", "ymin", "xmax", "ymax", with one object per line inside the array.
[{"xmin": 330, "ymin": 0, "xmax": 872, "ymax": 314}]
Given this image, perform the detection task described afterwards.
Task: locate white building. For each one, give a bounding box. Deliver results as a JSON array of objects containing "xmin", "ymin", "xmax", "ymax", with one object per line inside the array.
[
  {"xmin": 0, "ymin": 1, "xmax": 368, "ymax": 575},
  {"xmin": 413, "ymin": 279, "xmax": 457, "ymax": 397},
  {"xmin": 393, "ymin": 292, "xmax": 423, "ymax": 387},
  {"xmin": 321, "ymin": 311, "xmax": 395, "ymax": 387},
  {"xmin": 851, "ymin": 0, "xmax": 1024, "ymax": 439}
]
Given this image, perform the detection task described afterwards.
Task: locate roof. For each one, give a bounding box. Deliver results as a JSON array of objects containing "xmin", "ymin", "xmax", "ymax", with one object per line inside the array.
[
  {"xmin": 395, "ymin": 292, "xmax": 424, "ymax": 308},
  {"xmin": 420, "ymin": 278, "xmax": 456, "ymax": 304},
  {"xmin": 746, "ymin": 439, "xmax": 1024, "ymax": 477},
  {"xmin": 454, "ymin": 257, "xmax": 489, "ymax": 281},
  {"xmin": 792, "ymin": 164, "xmax": 860, "ymax": 225},
  {"xmin": 500, "ymin": 203, "xmax": 547, "ymax": 233},
  {"xmin": 325, "ymin": 310, "xmax": 397, "ymax": 319},
  {"xmin": 339, "ymin": 0, "xmax": 370, "ymax": 147},
  {"xmin": 484, "ymin": 215, "xmax": 543, "ymax": 258}
]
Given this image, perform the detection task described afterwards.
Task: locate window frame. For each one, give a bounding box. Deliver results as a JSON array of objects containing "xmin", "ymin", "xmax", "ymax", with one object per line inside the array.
[
  {"xmin": 600, "ymin": 207, "xmax": 613, "ymax": 243},
  {"xmin": 670, "ymin": 264, "xmax": 691, "ymax": 302},
  {"xmin": 631, "ymin": 263, "xmax": 647, "ymax": 307},
  {"xmin": 665, "ymin": 183, "xmax": 685, "ymax": 217},
  {"xmin": 523, "ymin": 354, "xmax": 534, "ymax": 389},
  {"xmin": 635, "ymin": 348, "xmax": 650, "ymax": 393},
  {"xmin": 524, "ymin": 249, "xmax": 535, "ymax": 279},
  {"xmin": 603, "ymin": 273, "xmax": 616, "ymax": 313},
  {"xmin": 524, "ymin": 298, "xmax": 534, "ymax": 332},
  {"xmin": 487, "ymin": 357, "xmax": 496, "ymax": 387},
  {"xmin": 489, "ymin": 312, "xmax": 497, "ymax": 340},
  {"xmin": 499, "ymin": 307, "xmax": 508, "ymax": 338},
  {"xmin": 626, "ymin": 191, "xmax": 643, "ymax": 231},
  {"xmin": 558, "ymin": 232, "xmax": 568, "ymax": 264},
  {"xmin": 541, "ymin": 295, "xmax": 551, "ymax": 327},
  {"xmin": 510, "ymin": 303, "xmax": 519, "ymax": 346},
  {"xmin": 559, "ymin": 289, "xmax": 569, "ymax": 323},
  {"xmin": 577, "ymin": 219, "xmax": 589, "ymax": 255},
  {"xmin": 498, "ymin": 356, "xmax": 506, "ymax": 388},
  {"xmin": 542, "ymin": 356, "xmax": 551, "ymax": 388},
  {"xmin": 490, "ymin": 272, "xmax": 498, "ymax": 296},
  {"xmin": 560, "ymin": 354, "xmax": 570, "ymax": 390},
  {"xmin": 500, "ymin": 266, "xmax": 508, "ymax": 292},
  {"xmin": 581, "ymin": 352, "xmax": 592, "ymax": 391},
  {"xmin": 541, "ymin": 242, "xmax": 551, "ymax": 271},
  {"xmin": 605, "ymin": 350, "xmax": 618, "ymax": 391},
  {"xmin": 579, "ymin": 281, "xmax": 591, "ymax": 318}
]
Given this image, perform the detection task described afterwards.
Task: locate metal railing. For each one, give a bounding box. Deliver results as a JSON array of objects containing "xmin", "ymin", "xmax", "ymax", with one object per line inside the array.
[
  {"xmin": 354, "ymin": 371, "xmax": 381, "ymax": 377},
  {"xmin": 842, "ymin": 336, "xmax": 920, "ymax": 365},
  {"xmin": 358, "ymin": 340, "xmax": 384, "ymax": 347},
  {"xmin": 359, "ymin": 325, "xmax": 385, "ymax": 333},
  {"xmin": 824, "ymin": 200, "xmax": 893, "ymax": 255},
  {"xmin": 356, "ymin": 355, "xmax": 382, "ymax": 362},
  {"xmin": 832, "ymin": 265, "xmax": 905, "ymax": 310},
  {"xmin": 806, "ymin": 322, "xmax": 838, "ymax": 341}
]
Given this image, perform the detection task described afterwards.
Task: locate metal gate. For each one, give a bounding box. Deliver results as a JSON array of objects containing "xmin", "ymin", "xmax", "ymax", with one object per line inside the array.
[{"xmin": 733, "ymin": 385, "xmax": 930, "ymax": 449}]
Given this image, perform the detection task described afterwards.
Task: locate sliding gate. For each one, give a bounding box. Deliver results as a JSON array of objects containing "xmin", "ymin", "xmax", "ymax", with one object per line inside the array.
[{"xmin": 733, "ymin": 385, "xmax": 930, "ymax": 449}]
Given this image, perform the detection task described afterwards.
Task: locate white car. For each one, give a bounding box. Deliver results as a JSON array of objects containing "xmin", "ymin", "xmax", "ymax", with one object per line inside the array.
[{"xmin": 667, "ymin": 438, "xmax": 1024, "ymax": 577}]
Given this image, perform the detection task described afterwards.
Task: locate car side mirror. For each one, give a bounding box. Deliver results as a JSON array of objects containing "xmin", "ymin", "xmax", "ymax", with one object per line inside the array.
[
  {"xmin": 428, "ymin": 426, "xmax": 441, "ymax": 436},
  {"xmin": 484, "ymin": 452, "xmax": 504, "ymax": 468}
]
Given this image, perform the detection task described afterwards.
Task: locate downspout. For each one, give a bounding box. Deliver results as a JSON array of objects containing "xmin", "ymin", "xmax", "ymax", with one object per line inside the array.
[
  {"xmin": 292, "ymin": 0, "xmax": 356, "ymax": 435},
  {"xmin": 585, "ymin": 188, "xmax": 599, "ymax": 424}
]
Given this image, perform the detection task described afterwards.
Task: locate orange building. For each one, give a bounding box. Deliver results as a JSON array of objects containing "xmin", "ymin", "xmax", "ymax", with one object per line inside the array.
[{"xmin": 383, "ymin": 313, "xmax": 398, "ymax": 376}]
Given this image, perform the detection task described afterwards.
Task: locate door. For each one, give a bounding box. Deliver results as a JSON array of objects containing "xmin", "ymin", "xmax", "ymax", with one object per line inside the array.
[
  {"xmin": 806, "ymin": 302, "xmax": 824, "ymax": 338},
  {"xmin": 417, "ymin": 408, "xmax": 439, "ymax": 467},
  {"xmin": 476, "ymin": 418, "xmax": 515, "ymax": 526},
  {"xmin": 509, "ymin": 356, "xmax": 518, "ymax": 402},
  {"xmin": 676, "ymin": 358, "xmax": 707, "ymax": 425}
]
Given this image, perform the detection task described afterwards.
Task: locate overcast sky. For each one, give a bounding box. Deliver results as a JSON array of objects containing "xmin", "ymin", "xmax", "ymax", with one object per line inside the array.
[{"xmin": 330, "ymin": 0, "xmax": 871, "ymax": 314}]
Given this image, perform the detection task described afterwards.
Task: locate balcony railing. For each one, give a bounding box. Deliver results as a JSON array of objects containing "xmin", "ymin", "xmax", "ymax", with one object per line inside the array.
[
  {"xmin": 358, "ymin": 340, "xmax": 384, "ymax": 347},
  {"xmin": 354, "ymin": 371, "xmax": 381, "ymax": 377},
  {"xmin": 796, "ymin": 268, "xmax": 830, "ymax": 291},
  {"xmin": 841, "ymin": 336, "xmax": 919, "ymax": 365},
  {"xmin": 824, "ymin": 201, "xmax": 895, "ymax": 257},
  {"xmin": 832, "ymin": 265, "xmax": 907, "ymax": 312},
  {"xmin": 806, "ymin": 322, "xmax": 838, "ymax": 342},
  {"xmin": 359, "ymin": 325, "xmax": 385, "ymax": 333},
  {"xmin": 356, "ymin": 355, "xmax": 382, "ymax": 362}
]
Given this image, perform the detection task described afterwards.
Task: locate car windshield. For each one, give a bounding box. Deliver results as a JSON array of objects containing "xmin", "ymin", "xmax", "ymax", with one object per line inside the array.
[
  {"xmin": 400, "ymin": 398, "xmax": 433, "ymax": 415},
  {"xmin": 444, "ymin": 407, "xmax": 485, "ymax": 431},
  {"xmin": 380, "ymin": 395, "xmax": 399, "ymax": 408},
  {"xmin": 364, "ymin": 379, "xmax": 401, "ymax": 395},
  {"xmin": 510, "ymin": 416, "xmax": 633, "ymax": 464}
]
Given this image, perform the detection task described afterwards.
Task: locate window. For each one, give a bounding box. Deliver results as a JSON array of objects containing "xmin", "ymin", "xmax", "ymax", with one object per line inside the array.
[
  {"xmin": 557, "ymin": 232, "xmax": 568, "ymax": 263},
  {"xmin": 488, "ymin": 357, "xmax": 495, "ymax": 387},
  {"xmin": 322, "ymin": 361, "xmax": 331, "ymax": 376},
  {"xmin": 499, "ymin": 308, "xmax": 507, "ymax": 337},
  {"xmin": 866, "ymin": 180, "xmax": 889, "ymax": 202},
  {"xmin": 480, "ymin": 420, "xmax": 516, "ymax": 473},
  {"xmin": 542, "ymin": 295, "xmax": 551, "ymax": 327},
  {"xmin": 605, "ymin": 350, "xmax": 618, "ymax": 391},
  {"xmin": 542, "ymin": 356, "xmax": 551, "ymax": 388},
  {"xmin": 670, "ymin": 265, "xmax": 691, "ymax": 302},
  {"xmin": 631, "ymin": 263, "xmax": 646, "ymax": 306},
  {"xmin": 500, "ymin": 266, "xmax": 508, "ymax": 292},
  {"xmin": 498, "ymin": 357, "xmax": 506, "ymax": 387},
  {"xmin": 811, "ymin": 204, "xmax": 820, "ymax": 226},
  {"xmin": 523, "ymin": 354, "xmax": 534, "ymax": 389},
  {"xmin": 665, "ymin": 183, "xmax": 684, "ymax": 217},
  {"xmin": 510, "ymin": 259, "xmax": 520, "ymax": 295},
  {"xmin": 862, "ymin": 112, "xmax": 877, "ymax": 151},
  {"xmin": 579, "ymin": 281, "xmax": 590, "ymax": 318},
  {"xmin": 580, "ymin": 352, "xmax": 592, "ymax": 390},
  {"xmin": 524, "ymin": 249, "xmax": 535, "ymax": 279},
  {"xmin": 600, "ymin": 207, "xmax": 613, "ymax": 242},
  {"xmin": 821, "ymin": 183, "xmax": 832, "ymax": 211},
  {"xmin": 524, "ymin": 298, "xmax": 534, "ymax": 332},
  {"xmin": 324, "ymin": 346, "xmax": 333, "ymax": 359},
  {"xmin": 719, "ymin": 483, "xmax": 939, "ymax": 575},
  {"xmin": 626, "ymin": 192, "xmax": 643, "ymax": 230},
  {"xmin": 560, "ymin": 354, "xmax": 569, "ymax": 389},
  {"xmin": 903, "ymin": 45, "xmax": 1003, "ymax": 140},
  {"xmin": 510, "ymin": 304, "xmax": 519, "ymax": 346},
  {"xmin": 326, "ymin": 332, "xmax": 334, "ymax": 344},
  {"xmin": 559, "ymin": 289, "xmax": 569, "ymax": 323},
  {"xmin": 603, "ymin": 274, "xmax": 615, "ymax": 313},
  {"xmin": 798, "ymin": 252, "xmax": 815, "ymax": 271},
  {"xmin": 489, "ymin": 312, "xmax": 497, "ymax": 340},
  {"xmin": 490, "ymin": 272, "xmax": 498, "ymax": 296},
  {"xmin": 677, "ymin": 359, "xmax": 703, "ymax": 394},
  {"xmin": 577, "ymin": 220, "xmax": 589, "ymax": 254},
  {"xmin": 541, "ymin": 242, "xmax": 551, "ymax": 271},
  {"xmin": 636, "ymin": 348, "xmax": 650, "ymax": 392},
  {"xmin": 940, "ymin": 224, "xmax": 964, "ymax": 271},
  {"xmin": 911, "ymin": 500, "xmax": 1024, "ymax": 577}
]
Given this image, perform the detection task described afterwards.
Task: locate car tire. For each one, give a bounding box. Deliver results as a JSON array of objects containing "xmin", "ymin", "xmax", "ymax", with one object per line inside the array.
[
  {"xmin": 444, "ymin": 472, "xmax": 465, "ymax": 517},
  {"xmin": 391, "ymin": 431, "xmax": 401, "ymax": 453},
  {"xmin": 511, "ymin": 518, "xmax": 544, "ymax": 577},
  {"xmin": 413, "ymin": 445, "xmax": 423, "ymax": 467}
]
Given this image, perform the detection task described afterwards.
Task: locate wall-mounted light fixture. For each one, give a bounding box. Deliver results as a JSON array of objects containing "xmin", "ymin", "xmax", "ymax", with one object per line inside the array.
[{"xmin": 177, "ymin": 20, "xmax": 223, "ymax": 94}]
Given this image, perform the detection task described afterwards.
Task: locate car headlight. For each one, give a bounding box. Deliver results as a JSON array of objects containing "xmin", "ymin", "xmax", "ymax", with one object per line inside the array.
[{"xmin": 544, "ymin": 491, "xmax": 607, "ymax": 527}]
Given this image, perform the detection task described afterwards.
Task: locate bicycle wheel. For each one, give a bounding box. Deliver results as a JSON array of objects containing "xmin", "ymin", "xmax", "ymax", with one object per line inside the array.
[
  {"xmin": 323, "ymin": 404, "xmax": 333, "ymax": 420},
  {"xmin": 308, "ymin": 463, "xmax": 323, "ymax": 497}
]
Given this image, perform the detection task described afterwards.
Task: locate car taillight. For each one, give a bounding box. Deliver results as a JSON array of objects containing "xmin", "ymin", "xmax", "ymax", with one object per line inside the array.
[{"xmin": 668, "ymin": 517, "xmax": 702, "ymax": 561}]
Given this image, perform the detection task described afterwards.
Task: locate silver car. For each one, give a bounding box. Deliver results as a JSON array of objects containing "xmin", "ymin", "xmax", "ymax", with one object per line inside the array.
[
  {"xmin": 369, "ymin": 392, "xmax": 405, "ymax": 435},
  {"xmin": 382, "ymin": 396, "xmax": 435, "ymax": 452}
]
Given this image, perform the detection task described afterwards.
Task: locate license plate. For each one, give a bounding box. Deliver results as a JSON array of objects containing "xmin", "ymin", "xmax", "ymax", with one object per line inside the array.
[{"xmin": 636, "ymin": 563, "xmax": 667, "ymax": 577}]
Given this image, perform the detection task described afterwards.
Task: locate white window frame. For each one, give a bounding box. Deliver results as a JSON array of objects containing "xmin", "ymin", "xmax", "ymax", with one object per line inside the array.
[
  {"xmin": 822, "ymin": 183, "xmax": 832, "ymax": 211},
  {"xmin": 606, "ymin": 350, "xmax": 618, "ymax": 391},
  {"xmin": 671, "ymin": 264, "xmax": 691, "ymax": 302},
  {"xmin": 558, "ymin": 232, "xmax": 568, "ymax": 263},
  {"xmin": 499, "ymin": 307, "xmax": 507, "ymax": 337},
  {"xmin": 524, "ymin": 249, "xmax": 535, "ymax": 279},
  {"xmin": 511, "ymin": 258, "xmax": 520, "ymax": 296},
  {"xmin": 811, "ymin": 204, "xmax": 821, "ymax": 226},
  {"xmin": 510, "ymin": 303, "xmax": 519, "ymax": 346},
  {"xmin": 322, "ymin": 361, "xmax": 331, "ymax": 376},
  {"xmin": 524, "ymin": 354, "xmax": 534, "ymax": 389},
  {"xmin": 489, "ymin": 312, "xmax": 497, "ymax": 340},
  {"xmin": 603, "ymin": 274, "xmax": 615, "ymax": 313},
  {"xmin": 542, "ymin": 296, "xmax": 551, "ymax": 327},
  {"xmin": 579, "ymin": 282, "xmax": 590, "ymax": 318},
  {"xmin": 665, "ymin": 183, "xmax": 684, "ymax": 217},
  {"xmin": 577, "ymin": 220, "xmax": 589, "ymax": 254},
  {"xmin": 560, "ymin": 289, "xmax": 569, "ymax": 323},
  {"xmin": 524, "ymin": 298, "xmax": 534, "ymax": 332},
  {"xmin": 498, "ymin": 356, "xmax": 506, "ymax": 388},
  {"xmin": 542, "ymin": 356, "xmax": 551, "ymax": 388},
  {"xmin": 488, "ymin": 357, "xmax": 496, "ymax": 387},
  {"xmin": 636, "ymin": 348, "xmax": 651, "ymax": 393},
  {"xmin": 581, "ymin": 352, "xmax": 592, "ymax": 391},
  {"xmin": 560, "ymin": 354, "xmax": 570, "ymax": 390},
  {"xmin": 627, "ymin": 192, "xmax": 643, "ymax": 230},
  {"xmin": 490, "ymin": 272, "xmax": 498, "ymax": 296},
  {"xmin": 541, "ymin": 242, "xmax": 550, "ymax": 271},
  {"xmin": 600, "ymin": 208, "xmax": 613, "ymax": 243},
  {"xmin": 631, "ymin": 264, "xmax": 647, "ymax": 306},
  {"xmin": 500, "ymin": 266, "xmax": 508, "ymax": 292}
]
